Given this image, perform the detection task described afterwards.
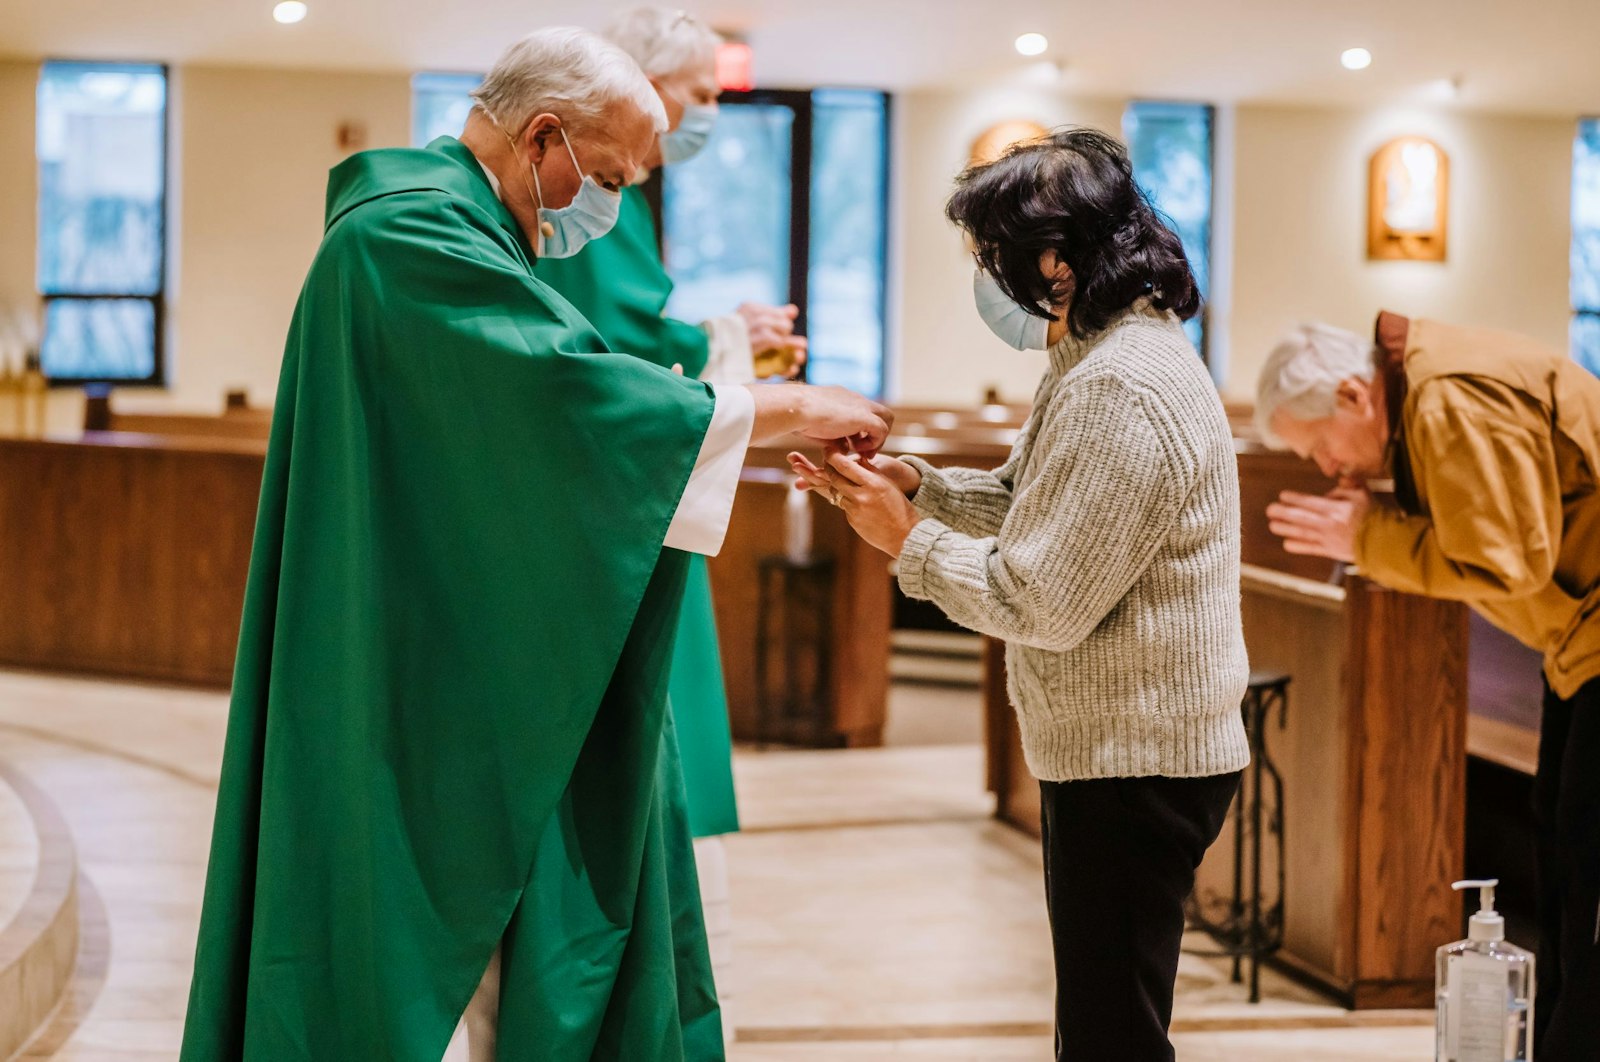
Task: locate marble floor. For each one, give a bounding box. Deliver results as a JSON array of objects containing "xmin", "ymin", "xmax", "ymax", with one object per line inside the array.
[{"xmin": 0, "ymin": 667, "xmax": 1436, "ymax": 1060}]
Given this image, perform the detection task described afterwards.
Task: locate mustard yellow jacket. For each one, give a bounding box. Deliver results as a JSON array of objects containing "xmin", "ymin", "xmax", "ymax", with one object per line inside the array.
[{"xmin": 1355, "ymin": 315, "xmax": 1600, "ymax": 699}]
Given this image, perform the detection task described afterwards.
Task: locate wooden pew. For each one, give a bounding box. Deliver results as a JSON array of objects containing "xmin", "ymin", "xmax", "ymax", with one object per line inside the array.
[
  {"xmin": 0, "ymin": 432, "xmax": 265, "ymax": 685},
  {"xmin": 710, "ymin": 424, "xmax": 1013, "ymax": 746},
  {"xmin": 2, "ymin": 397, "xmax": 1016, "ymax": 711},
  {"xmin": 1234, "ymin": 437, "xmax": 1340, "ymax": 582},
  {"xmin": 890, "ymin": 403, "xmax": 1029, "ymax": 431},
  {"xmin": 83, "ymin": 388, "xmax": 273, "ymax": 441},
  {"xmin": 710, "ymin": 404, "xmax": 1336, "ymax": 752},
  {"xmin": 1230, "ymin": 566, "xmax": 1468, "ymax": 1007},
  {"xmin": 709, "ymin": 466, "xmax": 890, "ymax": 747}
]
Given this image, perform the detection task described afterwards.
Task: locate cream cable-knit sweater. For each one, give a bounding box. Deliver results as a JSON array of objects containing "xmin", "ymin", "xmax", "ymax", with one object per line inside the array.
[{"xmin": 898, "ymin": 302, "xmax": 1250, "ymax": 781}]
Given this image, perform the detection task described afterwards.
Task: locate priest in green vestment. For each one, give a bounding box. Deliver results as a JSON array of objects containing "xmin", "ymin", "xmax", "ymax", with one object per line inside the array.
[
  {"xmin": 535, "ymin": 11, "xmax": 812, "ymax": 1033},
  {"xmin": 534, "ymin": 12, "xmax": 812, "ymax": 1030},
  {"xmin": 179, "ymin": 27, "xmax": 891, "ymax": 1062}
]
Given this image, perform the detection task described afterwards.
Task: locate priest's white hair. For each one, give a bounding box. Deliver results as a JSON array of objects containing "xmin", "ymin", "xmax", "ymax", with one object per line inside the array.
[
  {"xmin": 472, "ymin": 26, "xmax": 667, "ymax": 137},
  {"xmin": 604, "ymin": 7, "xmax": 722, "ymax": 80},
  {"xmin": 1254, "ymin": 323, "xmax": 1376, "ymax": 448}
]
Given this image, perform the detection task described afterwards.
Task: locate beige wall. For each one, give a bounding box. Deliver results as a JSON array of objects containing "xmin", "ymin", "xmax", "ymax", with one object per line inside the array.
[
  {"xmin": 0, "ymin": 62, "xmax": 38, "ymax": 356},
  {"xmin": 890, "ymin": 93, "xmax": 1576, "ymax": 407},
  {"xmin": 162, "ymin": 66, "xmax": 410, "ymax": 413},
  {"xmin": 0, "ymin": 60, "xmax": 77, "ymax": 431},
  {"xmin": 0, "ymin": 60, "xmax": 1579, "ymax": 419},
  {"xmin": 1225, "ymin": 103, "xmax": 1574, "ymax": 401},
  {"xmin": 0, "ymin": 62, "xmax": 409, "ymax": 429},
  {"xmin": 891, "ymin": 85, "xmax": 1129, "ymax": 406}
]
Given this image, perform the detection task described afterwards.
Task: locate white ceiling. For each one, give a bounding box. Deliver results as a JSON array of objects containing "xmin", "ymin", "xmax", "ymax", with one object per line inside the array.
[{"xmin": 5, "ymin": 0, "xmax": 1599, "ymax": 114}]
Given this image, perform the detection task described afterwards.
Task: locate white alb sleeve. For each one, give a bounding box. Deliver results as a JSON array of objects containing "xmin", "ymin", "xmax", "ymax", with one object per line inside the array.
[
  {"xmin": 662, "ymin": 383, "xmax": 756, "ymax": 556},
  {"xmin": 698, "ymin": 314, "xmax": 757, "ymax": 385}
]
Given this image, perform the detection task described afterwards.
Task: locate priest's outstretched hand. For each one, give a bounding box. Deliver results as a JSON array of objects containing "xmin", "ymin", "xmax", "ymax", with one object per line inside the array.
[{"xmin": 747, "ymin": 383, "xmax": 894, "ymax": 457}]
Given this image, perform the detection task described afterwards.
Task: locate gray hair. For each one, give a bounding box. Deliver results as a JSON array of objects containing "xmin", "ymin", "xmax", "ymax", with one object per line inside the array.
[
  {"xmin": 1254, "ymin": 323, "xmax": 1376, "ymax": 447},
  {"xmin": 471, "ymin": 26, "xmax": 667, "ymax": 138},
  {"xmin": 603, "ymin": 7, "xmax": 721, "ymax": 80}
]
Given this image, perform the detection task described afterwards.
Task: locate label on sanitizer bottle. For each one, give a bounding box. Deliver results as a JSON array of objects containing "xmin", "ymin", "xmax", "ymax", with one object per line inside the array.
[{"xmin": 1446, "ymin": 951, "xmax": 1509, "ymax": 1062}]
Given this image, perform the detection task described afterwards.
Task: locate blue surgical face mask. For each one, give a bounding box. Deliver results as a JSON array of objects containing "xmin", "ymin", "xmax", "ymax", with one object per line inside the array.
[
  {"xmin": 661, "ymin": 102, "xmax": 718, "ymax": 164},
  {"xmin": 973, "ymin": 269, "xmax": 1051, "ymax": 351},
  {"xmin": 527, "ymin": 126, "xmax": 622, "ymax": 259}
]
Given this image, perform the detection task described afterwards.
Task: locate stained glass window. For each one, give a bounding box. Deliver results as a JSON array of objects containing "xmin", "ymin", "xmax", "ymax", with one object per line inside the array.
[
  {"xmin": 412, "ymin": 72, "xmax": 482, "ymax": 147},
  {"xmin": 1123, "ymin": 101, "xmax": 1214, "ymax": 359},
  {"xmin": 37, "ymin": 61, "xmax": 168, "ymax": 382},
  {"xmin": 663, "ymin": 101, "xmax": 795, "ymax": 323},
  {"xmin": 1570, "ymin": 119, "xmax": 1600, "ymax": 376},
  {"xmin": 661, "ymin": 89, "xmax": 891, "ymax": 398},
  {"xmin": 806, "ymin": 89, "xmax": 889, "ymax": 396}
]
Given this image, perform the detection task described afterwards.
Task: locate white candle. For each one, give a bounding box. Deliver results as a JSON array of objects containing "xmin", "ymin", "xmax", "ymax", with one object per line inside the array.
[{"xmin": 784, "ymin": 482, "xmax": 812, "ymax": 565}]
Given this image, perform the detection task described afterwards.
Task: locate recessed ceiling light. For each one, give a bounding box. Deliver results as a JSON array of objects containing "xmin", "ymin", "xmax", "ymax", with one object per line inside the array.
[
  {"xmin": 273, "ymin": 1, "xmax": 308, "ymax": 24},
  {"xmin": 1015, "ymin": 33, "xmax": 1049, "ymax": 57},
  {"xmin": 1340, "ymin": 47, "xmax": 1372, "ymax": 71}
]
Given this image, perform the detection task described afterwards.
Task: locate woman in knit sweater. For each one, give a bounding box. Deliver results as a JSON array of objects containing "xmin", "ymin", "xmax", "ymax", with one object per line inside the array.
[{"xmin": 790, "ymin": 129, "xmax": 1250, "ymax": 1061}]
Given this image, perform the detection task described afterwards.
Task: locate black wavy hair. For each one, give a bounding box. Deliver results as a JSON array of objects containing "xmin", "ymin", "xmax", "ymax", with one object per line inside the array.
[{"xmin": 944, "ymin": 127, "xmax": 1200, "ymax": 341}]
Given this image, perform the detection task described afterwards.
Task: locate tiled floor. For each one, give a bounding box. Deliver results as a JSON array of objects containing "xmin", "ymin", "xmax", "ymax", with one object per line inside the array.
[{"xmin": 0, "ymin": 667, "xmax": 1434, "ymax": 1060}]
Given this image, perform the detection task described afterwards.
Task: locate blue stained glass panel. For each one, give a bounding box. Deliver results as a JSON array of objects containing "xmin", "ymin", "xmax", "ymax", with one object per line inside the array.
[
  {"xmin": 37, "ymin": 61, "xmax": 166, "ymax": 382},
  {"xmin": 663, "ymin": 103, "xmax": 794, "ymax": 324},
  {"xmin": 37, "ymin": 62, "xmax": 166, "ymax": 296},
  {"xmin": 43, "ymin": 299, "xmax": 156, "ymax": 380},
  {"xmin": 1570, "ymin": 119, "xmax": 1600, "ymax": 377},
  {"xmin": 807, "ymin": 89, "xmax": 888, "ymax": 397},
  {"xmin": 413, "ymin": 72, "xmax": 482, "ymax": 147},
  {"xmin": 1124, "ymin": 101, "xmax": 1213, "ymax": 357}
]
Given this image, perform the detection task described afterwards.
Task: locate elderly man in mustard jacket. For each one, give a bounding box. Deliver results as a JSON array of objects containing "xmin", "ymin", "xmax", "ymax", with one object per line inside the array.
[{"xmin": 1256, "ymin": 312, "xmax": 1600, "ymax": 1062}]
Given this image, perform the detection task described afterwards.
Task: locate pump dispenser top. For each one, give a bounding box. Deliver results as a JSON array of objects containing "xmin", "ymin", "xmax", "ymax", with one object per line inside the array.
[{"xmin": 1452, "ymin": 879, "xmax": 1505, "ymax": 943}]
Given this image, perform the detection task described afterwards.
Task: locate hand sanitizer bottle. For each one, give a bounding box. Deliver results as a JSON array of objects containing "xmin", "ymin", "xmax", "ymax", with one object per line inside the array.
[{"xmin": 1436, "ymin": 878, "xmax": 1534, "ymax": 1062}]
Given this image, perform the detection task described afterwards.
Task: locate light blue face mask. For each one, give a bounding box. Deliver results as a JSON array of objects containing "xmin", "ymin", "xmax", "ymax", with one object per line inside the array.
[
  {"xmin": 661, "ymin": 102, "xmax": 718, "ymax": 165},
  {"xmin": 527, "ymin": 126, "xmax": 622, "ymax": 259},
  {"xmin": 973, "ymin": 268, "xmax": 1052, "ymax": 351}
]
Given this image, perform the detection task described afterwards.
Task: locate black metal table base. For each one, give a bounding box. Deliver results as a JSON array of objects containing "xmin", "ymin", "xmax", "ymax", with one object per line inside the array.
[{"xmin": 1183, "ymin": 672, "xmax": 1289, "ymax": 1003}]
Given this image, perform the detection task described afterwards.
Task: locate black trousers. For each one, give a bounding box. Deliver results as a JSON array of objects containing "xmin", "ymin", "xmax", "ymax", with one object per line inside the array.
[
  {"xmin": 1533, "ymin": 674, "xmax": 1600, "ymax": 1061},
  {"xmin": 1039, "ymin": 771, "xmax": 1241, "ymax": 1062}
]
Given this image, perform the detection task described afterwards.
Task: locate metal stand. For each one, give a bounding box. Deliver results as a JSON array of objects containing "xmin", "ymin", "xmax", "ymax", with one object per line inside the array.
[
  {"xmin": 1183, "ymin": 671, "xmax": 1289, "ymax": 1003},
  {"xmin": 752, "ymin": 555, "xmax": 835, "ymax": 748}
]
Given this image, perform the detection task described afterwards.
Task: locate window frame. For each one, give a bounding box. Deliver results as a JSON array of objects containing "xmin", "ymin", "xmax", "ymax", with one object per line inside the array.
[
  {"xmin": 37, "ymin": 58, "xmax": 171, "ymax": 388},
  {"xmin": 643, "ymin": 87, "xmax": 892, "ymax": 396}
]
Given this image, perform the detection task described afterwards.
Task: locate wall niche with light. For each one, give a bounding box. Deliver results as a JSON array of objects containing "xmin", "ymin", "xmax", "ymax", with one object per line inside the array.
[
  {"xmin": 1367, "ymin": 136, "xmax": 1449, "ymax": 262},
  {"xmin": 968, "ymin": 120, "xmax": 1049, "ymax": 168}
]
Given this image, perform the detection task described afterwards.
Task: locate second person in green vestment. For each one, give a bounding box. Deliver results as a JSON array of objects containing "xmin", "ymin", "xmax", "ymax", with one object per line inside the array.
[{"xmin": 535, "ymin": 9, "xmax": 808, "ymax": 1038}]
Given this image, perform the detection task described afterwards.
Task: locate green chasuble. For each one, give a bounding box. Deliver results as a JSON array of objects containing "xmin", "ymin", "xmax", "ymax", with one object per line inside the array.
[
  {"xmin": 537, "ymin": 186, "xmax": 740, "ymax": 839},
  {"xmin": 180, "ymin": 138, "xmax": 723, "ymax": 1061}
]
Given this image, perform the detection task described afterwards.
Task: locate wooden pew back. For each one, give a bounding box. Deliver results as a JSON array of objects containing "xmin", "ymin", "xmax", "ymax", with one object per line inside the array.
[{"xmin": 84, "ymin": 390, "xmax": 272, "ymax": 441}]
